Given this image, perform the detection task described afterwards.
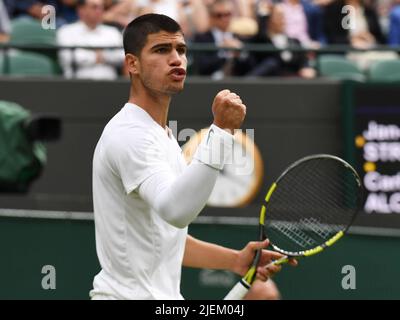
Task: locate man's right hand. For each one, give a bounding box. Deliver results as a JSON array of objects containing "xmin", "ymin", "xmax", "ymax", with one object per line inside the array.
[{"xmin": 212, "ymin": 89, "xmax": 246, "ymax": 134}]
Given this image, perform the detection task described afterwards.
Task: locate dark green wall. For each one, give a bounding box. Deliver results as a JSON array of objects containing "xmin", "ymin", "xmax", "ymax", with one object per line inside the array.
[
  {"xmin": 0, "ymin": 79, "xmax": 398, "ymax": 299},
  {"xmin": 185, "ymin": 223, "xmax": 400, "ymax": 300},
  {"xmin": 0, "ymin": 217, "xmax": 97, "ymax": 299},
  {"xmin": 0, "ymin": 78, "xmax": 342, "ymax": 212},
  {"xmin": 0, "ymin": 215, "xmax": 399, "ymax": 300}
]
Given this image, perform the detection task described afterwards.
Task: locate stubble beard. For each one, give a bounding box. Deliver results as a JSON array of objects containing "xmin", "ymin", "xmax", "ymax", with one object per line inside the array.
[{"xmin": 142, "ymin": 74, "xmax": 185, "ymax": 96}]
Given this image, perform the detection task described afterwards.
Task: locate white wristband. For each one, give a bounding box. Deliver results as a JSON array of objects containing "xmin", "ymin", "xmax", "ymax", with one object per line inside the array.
[{"xmin": 193, "ymin": 124, "xmax": 234, "ymax": 170}]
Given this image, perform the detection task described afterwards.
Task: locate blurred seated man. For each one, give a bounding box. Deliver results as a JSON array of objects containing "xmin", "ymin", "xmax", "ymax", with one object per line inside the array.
[
  {"xmin": 192, "ymin": 0, "xmax": 253, "ymax": 79},
  {"xmin": 57, "ymin": 0, "xmax": 124, "ymax": 79},
  {"xmin": 247, "ymin": 4, "xmax": 316, "ymax": 78},
  {"xmin": 0, "ymin": 0, "xmax": 11, "ymax": 43}
]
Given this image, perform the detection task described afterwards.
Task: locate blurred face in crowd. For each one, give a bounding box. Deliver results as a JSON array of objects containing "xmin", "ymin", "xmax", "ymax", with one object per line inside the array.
[
  {"xmin": 62, "ymin": 0, "xmax": 78, "ymax": 6},
  {"xmin": 210, "ymin": 1, "xmax": 233, "ymax": 32},
  {"xmin": 78, "ymin": 0, "xmax": 105, "ymax": 29},
  {"xmin": 127, "ymin": 31, "xmax": 188, "ymax": 96},
  {"xmin": 268, "ymin": 5, "xmax": 286, "ymax": 35}
]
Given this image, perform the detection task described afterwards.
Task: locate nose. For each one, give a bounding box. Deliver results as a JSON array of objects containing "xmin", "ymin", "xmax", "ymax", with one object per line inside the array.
[{"xmin": 169, "ymin": 49, "xmax": 183, "ymax": 67}]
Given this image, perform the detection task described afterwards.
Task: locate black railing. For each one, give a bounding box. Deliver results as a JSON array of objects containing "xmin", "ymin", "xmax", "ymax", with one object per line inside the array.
[
  {"xmin": 1, "ymin": 43, "xmax": 400, "ymax": 52},
  {"xmin": 1, "ymin": 43, "xmax": 399, "ymax": 76}
]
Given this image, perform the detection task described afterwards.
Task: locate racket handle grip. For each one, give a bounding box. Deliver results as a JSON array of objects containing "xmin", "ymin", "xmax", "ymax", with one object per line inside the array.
[{"xmin": 224, "ymin": 280, "xmax": 250, "ymax": 300}]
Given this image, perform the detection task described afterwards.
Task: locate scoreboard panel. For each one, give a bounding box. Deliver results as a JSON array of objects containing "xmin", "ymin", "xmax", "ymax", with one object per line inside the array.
[{"xmin": 343, "ymin": 82, "xmax": 400, "ymax": 230}]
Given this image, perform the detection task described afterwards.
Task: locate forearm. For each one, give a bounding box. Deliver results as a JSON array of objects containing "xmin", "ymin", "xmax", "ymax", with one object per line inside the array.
[
  {"xmin": 74, "ymin": 49, "xmax": 98, "ymax": 66},
  {"xmin": 58, "ymin": 48, "xmax": 97, "ymax": 77},
  {"xmin": 139, "ymin": 125, "xmax": 233, "ymax": 229},
  {"xmin": 139, "ymin": 160, "xmax": 219, "ymax": 228},
  {"xmin": 183, "ymin": 235, "xmax": 238, "ymax": 272},
  {"xmin": 102, "ymin": 49, "xmax": 125, "ymax": 66}
]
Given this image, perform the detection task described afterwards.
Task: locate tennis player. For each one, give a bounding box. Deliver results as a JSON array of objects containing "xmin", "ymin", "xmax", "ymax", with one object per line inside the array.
[{"xmin": 90, "ymin": 13, "xmax": 294, "ymax": 300}]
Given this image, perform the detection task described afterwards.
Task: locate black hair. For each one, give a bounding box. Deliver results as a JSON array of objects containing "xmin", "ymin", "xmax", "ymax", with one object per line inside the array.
[
  {"xmin": 123, "ymin": 14, "xmax": 183, "ymax": 56},
  {"xmin": 208, "ymin": 0, "xmax": 231, "ymax": 13}
]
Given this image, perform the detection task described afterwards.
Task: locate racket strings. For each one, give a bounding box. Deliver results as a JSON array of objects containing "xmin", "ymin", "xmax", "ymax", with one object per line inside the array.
[
  {"xmin": 289, "ymin": 160, "xmax": 357, "ymax": 220},
  {"xmin": 277, "ymin": 164, "xmax": 346, "ymax": 227},
  {"xmin": 270, "ymin": 220, "xmax": 317, "ymax": 249},
  {"xmin": 265, "ymin": 157, "xmax": 360, "ymax": 254},
  {"xmin": 288, "ymin": 169, "xmax": 353, "ymax": 226}
]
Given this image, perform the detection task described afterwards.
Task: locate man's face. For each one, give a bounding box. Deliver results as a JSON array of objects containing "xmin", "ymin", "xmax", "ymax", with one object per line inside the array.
[
  {"xmin": 130, "ymin": 31, "xmax": 187, "ymax": 96},
  {"xmin": 79, "ymin": 0, "xmax": 104, "ymax": 28},
  {"xmin": 210, "ymin": 2, "xmax": 233, "ymax": 32}
]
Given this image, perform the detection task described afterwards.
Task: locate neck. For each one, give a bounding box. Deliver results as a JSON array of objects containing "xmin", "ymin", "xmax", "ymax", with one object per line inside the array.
[
  {"xmin": 84, "ymin": 21, "xmax": 98, "ymax": 30},
  {"xmin": 213, "ymin": 26, "xmax": 228, "ymax": 33},
  {"xmin": 128, "ymin": 81, "xmax": 171, "ymax": 128},
  {"xmin": 268, "ymin": 29, "xmax": 281, "ymax": 37},
  {"xmin": 346, "ymin": 0, "xmax": 360, "ymax": 6}
]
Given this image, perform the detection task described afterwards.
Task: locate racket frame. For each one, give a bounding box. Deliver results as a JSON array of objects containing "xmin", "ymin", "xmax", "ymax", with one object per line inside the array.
[
  {"xmin": 224, "ymin": 154, "xmax": 362, "ymax": 300},
  {"xmin": 266, "ymin": 154, "xmax": 362, "ymax": 258}
]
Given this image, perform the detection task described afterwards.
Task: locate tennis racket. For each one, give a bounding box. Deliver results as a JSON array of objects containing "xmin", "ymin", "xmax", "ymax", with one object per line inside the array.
[{"xmin": 224, "ymin": 154, "xmax": 362, "ymax": 300}]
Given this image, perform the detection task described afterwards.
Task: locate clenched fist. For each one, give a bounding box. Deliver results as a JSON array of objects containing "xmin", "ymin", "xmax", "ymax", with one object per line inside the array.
[{"xmin": 212, "ymin": 89, "xmax": 246, "ymax": 134}]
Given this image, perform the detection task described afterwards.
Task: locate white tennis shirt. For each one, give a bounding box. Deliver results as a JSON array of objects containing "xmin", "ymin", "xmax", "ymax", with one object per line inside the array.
[
  {"xmin": 90, "ymin": 102, "xmax": 234, "ymax": 300},
  {"xmin": 90, "ymin": 103, "xmax": 188, "ymax": 300}
]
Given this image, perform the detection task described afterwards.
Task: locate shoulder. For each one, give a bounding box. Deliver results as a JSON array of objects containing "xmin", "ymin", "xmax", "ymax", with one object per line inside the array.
[
  {"xmin": 57, "ymin": 22, "xmax": 83, "ymax": 43},
  {"xmin": 97, "ymin": 126, "xmax": 159, "ymax": 174},
  {"xmin": 100, "ymin": 105, "xmax": 168, "ymax": 159},
  {"xmin": 98, "ymin": 24, "xmax": 122, "ymax": 37},
  {"xmin": 105, "ymin": 123, "xmax": 160, "ymax": 156},
  {"xmin": 57, "ymin": 21, "xmax": 82, "ymax": 35}
]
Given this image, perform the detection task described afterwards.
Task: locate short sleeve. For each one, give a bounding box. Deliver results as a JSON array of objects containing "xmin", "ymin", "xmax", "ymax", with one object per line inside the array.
[{"xmin": 107, "ymin": 128, "xmax": 171, "ymax": 194}]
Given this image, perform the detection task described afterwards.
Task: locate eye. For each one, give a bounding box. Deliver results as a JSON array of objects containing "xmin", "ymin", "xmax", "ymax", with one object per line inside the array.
[
  {"xmin": 177, "ymin": 47, "xmax": 187, "ymax": 55},
  {"xmin": 155, "ymin": 47, "xmax": 168, "ymax": 54}
]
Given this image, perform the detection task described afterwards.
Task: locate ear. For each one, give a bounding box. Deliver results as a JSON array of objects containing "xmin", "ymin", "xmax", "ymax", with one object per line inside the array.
[{"xmin": 125, "ymin": 54, "xmax": 139, "ymax": 76}]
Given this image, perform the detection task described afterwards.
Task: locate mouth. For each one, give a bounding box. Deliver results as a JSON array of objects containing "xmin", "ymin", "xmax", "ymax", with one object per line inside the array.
[{"xmin": 168, "ymin": 68, "xmax": 186, "ymax": 81}]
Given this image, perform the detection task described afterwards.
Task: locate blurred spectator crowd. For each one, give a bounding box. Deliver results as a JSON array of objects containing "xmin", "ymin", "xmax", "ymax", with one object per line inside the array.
[{"xmin": 0, "ymin": 0, "xmax": 400, "ymax": 80}]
